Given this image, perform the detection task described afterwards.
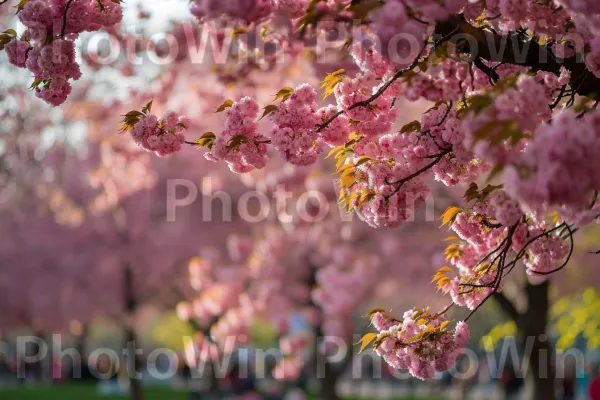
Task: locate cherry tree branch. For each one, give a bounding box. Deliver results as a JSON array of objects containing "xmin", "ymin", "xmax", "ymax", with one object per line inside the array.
[
  {"xmin": 435, "ymin": 15, "xmax": 600, "ymax": 98},
  {"xmin": 316, "ymin": 36, "xmax": 437, "ymax": 133},
  {"xmin": 61, "ymin": 0, "xmax": 76, "ymax": 38}
]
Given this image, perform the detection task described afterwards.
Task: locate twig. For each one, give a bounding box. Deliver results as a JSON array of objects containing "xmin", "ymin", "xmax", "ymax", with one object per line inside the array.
[{"xmin": 61, "ymin": 0, "xmax": 76, "ymax": 38}]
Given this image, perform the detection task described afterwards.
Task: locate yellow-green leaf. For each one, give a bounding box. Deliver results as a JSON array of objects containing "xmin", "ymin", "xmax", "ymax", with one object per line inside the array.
[
  {"xmin": 354, "ymin": 156, "xmax": 371, "ymax": 168},
  {"xmin": 440, "ymin": 206, "xmax": 462, "ymax": 227},
  {"xmin": 215, "ymin": 100, "xmax": 234, "ymax": 113},
  {"xmin": 194, "ymin": 132, "xmax": 216, "ymax": 150},
  {"xmin": 357, "ymin": 333, "xmax": 378, "ymax": 353},
  {"xmin": 400, "ymin": 120, "xmax": 421, "ymax": 134},
  {"xmin": 321, "ymin": 69, "xmax": 346, "ymax": 99},
  {"xmin": 326, "ymin": 145, "xmax": 344, "ymax": 159},
  {"xmin": 273, "ymin": 87, "xmax": 294, "ymax": 102},
  {"xmin": 260, "ymin": 104, "xmax": 279, "ymax": 120},
  {"xmin": 141, "ymin": 99, "xmax": 153, "ymax": 114}
]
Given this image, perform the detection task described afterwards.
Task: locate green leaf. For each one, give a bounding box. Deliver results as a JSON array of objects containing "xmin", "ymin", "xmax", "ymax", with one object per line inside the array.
[
  {"xmin": 141, "ymin": 99, "xmax": 153, "ymax": 114},
  {"xmin": 273, "ymin": 87, "xmax": 294, "ymax": 102},
  {"xmin": 124, "ymin": 110, "xmax": 144, "ymax": 118},
  {"xmin": 29, "ymin": 78, "xmax": 45, "ymax": 90},
  {"xmin": 400, "ymin": 120, "xmax": 422, "ymax": 134},
  {"xmin": 215, "ymin": 100, "xmax": 234, "ymax": 113},
  {"xmin": 260, "ymin": 104, "xmax": 279, "ymax": 120},
  {"xmin": 227, "ymin": 135, "xmax": 250, "ymax": 152},
  {"xmin": 365, "ymin": 308, "xmax": 386, "ymax": 319},
  {"xmin": 463, "ymin": 182, "xmax": 482, "ymax": 203},
  {"xmin": 16, "ymin": 0, "xmax": 30, "ymax": 14},
  {"xmin": 194, "ymin": 132, "xmax": 216, "ymax": 150}
]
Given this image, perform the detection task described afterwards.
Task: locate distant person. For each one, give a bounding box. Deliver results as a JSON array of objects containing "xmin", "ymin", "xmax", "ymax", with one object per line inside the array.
[
  {"xmin": 589, "ymin": 366, "xmax": 600, "ymax": 400},
  {"xmin": 500, "ymin": 366, "xmax": 523, "ymax": 400},
  {"xmin": 578, "ymin": 363, "xmax": 593, "ymax": 400},
  {"xmin": 562, "ymin": 361, "xmax": 577, "ymax": 400},
  {"xmin": 563, "ymin": 374, "xmax": 577, "ymax": 400},
  {"xmin": 284, "ymin": 388, "xmax": 306, "ymax": 400}
]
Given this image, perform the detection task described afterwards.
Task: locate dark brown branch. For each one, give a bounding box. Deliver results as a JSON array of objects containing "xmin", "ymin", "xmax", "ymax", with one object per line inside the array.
[
  {"xmin": 384, "ymin": 149, "xmax": 451, "ymax": 200},
  {"xmin": 61, "ymin": 0, "xmax": 76, "ymax": 38},
  {"xmin": 316, "ymin": 37, "xmax": 435, "ymax": 133},
  {"xmin": 434, "ymin": 15, "xmax": 600, "ymax": 99}
]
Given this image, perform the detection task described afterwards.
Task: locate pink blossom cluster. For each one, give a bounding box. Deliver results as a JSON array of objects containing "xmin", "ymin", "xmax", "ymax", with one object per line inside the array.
[
  {"xmin": 439, "ymin": 202, "xmax": 518, "ymax": 309},
  {"xmin": 5, "ymin": 0, "xmax": 123, "ymax": 106},
  {"xmin": 442, "ymin": 272, "xmax": 494, "ymax": 310},
  {"xmin": 511, "ymin": 221, "xmax": 571, "ymax": 277},
  {"xmin": 585, "ymin": 38, "xmax": 600, "ymax": 78},
  {"xmin": 462, "ymin": 74, "xmax": 558, "ymax": 166},
  {"xmin": 272, "ymin": 0, "xmax": 310, "ymax": 18},
  {"xmin": 4, "ymin": 39, "xmax": 31, "ymax": 68},
  {"xmin": 407, "ymin": 57, "xmax": 472, "ymax": 102},
  {"xmin": 487, "ymin": 190, "xmax": 523, "ymax": 227},
  {"xmin": 350, "ymin": 41, "xmax": 393, "ymax": 79},
  {"xmin": 346, "ymin": 101, "xmax": 483, "ymax": 228},
  {"xmin": 370, "ymin": 0, "xmax": 463, "ymax": 67},
  {"xmin": 312, "ymin": 248, "xmax": 380, "ymax": 338},
  {"xmin": 419, "ymin": 105, "xmax": 486, "ymax": 185},
  {"xmin": 504, "ymin": 109, "xmax": 600, "ymax": 213},
  {"xmin": 481, "ymin": 0, "xmax": 569, "ymax": 36},
  {"xmin": 179, "ymin": 230, "xmax": 313, "ymax": 351},
  {"xmin": 129, "ymin": 111, "xmax": 190, "ymax": 157},
  {"xmin": 334, "ymin": 71, "xmax": 400, "ymax": 132},
  {"xmin": 557, "ymin": 0, "xmax": 600, "ymax": 14},
  {"xmin": 210, "ymin": 306, "xmax": 255, "ymax": 344},
  {"xmin": 370, "ymin": 310, "xmax": 470, "ymax": 380},
  {"xmin": 269, "ymin": 84, "xmax": 323, "ymax": 166},
  {"xmin": 189, "ymin": 0, "xmax": 272, "ymax": 24},
  {"xmin": 205, "ymin": 97, "xmax": 269, "ymax": 173},
  {"xmin": 279, "ymin": 334, "xmax": 311, "ymax": 356},
  {"xmin": 272, "ymin": 357, "xmax": 303, "ymax": 381},
  {"xmin": 315, "ymin": 105, "xmax": 351, "ymax": 147},
  {"xmin": 188, "ymin": 257, "xmax": 213, "ymax": 291},
  {"xmin": 226, "ymin": 234, "xmax": 254, "ymax": 262},
  {"xmin": 183, "ymin": 333, "xmax": 221, "ymax": 366}
]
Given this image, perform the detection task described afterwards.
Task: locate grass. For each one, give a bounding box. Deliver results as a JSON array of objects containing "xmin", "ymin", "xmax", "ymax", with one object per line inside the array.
[
  {"xmin": 0, "ymin": 384, "xmax": 446, "ymax": 399},
  {"xmin": 0, "ymin": 384, "xmax": 187, "ymax": 400}
]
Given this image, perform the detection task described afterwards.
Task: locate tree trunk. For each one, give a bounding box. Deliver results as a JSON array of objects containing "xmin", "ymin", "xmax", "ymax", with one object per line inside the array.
[
  {"xmin": 519, "ymin": 281, "xmax": 555, "ymax": 400},
  {"xmin": 34, "ymin": 330, "xmax": 49, "ymax": 383},
  {"xmin": 125, "ymin": 327, "xmax": 142, "ymax": 400},
  {"xmin": 75, "ymin": 323, "xmax": 89, "ymax": 357},
  {"xmin": 318, "ymin": 361, "xmax": 341, "ymax": 400},
  {"xmin": 493, "ymin": 281, "xmax": 555, "ymax": 400},
  {"xmin": 124, "ymin": 264, "xmax": 143, "ymax": 400}
]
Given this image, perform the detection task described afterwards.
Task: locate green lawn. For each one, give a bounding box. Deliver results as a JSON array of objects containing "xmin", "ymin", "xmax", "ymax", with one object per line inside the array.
[
  {"xmin": 0, "ymin": 384, "xmax": 445, "ymax": 400},
  {"xmin": 0, "ymin": 384, "xmax": 187, "ymax": 400}
]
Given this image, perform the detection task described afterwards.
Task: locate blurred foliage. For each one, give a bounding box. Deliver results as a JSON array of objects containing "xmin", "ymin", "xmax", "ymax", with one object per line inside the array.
[
  {"xmin": 551, "ymin": 287, "xmax": 600, "ymax": 352},
  {"xmin": 481, "ymin": 287, "xmax": 600, "ymax": 353},
  {"xmin": 250, "ymin": 317, "xmax": 279, "ymax": 349},
  {"xmin": 150, "ymin": 312, "xmax": 194, "ymax": 351},
  {"xmin": 481, "ymin": 321, "xmax": 518, "ymax": 352}
]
